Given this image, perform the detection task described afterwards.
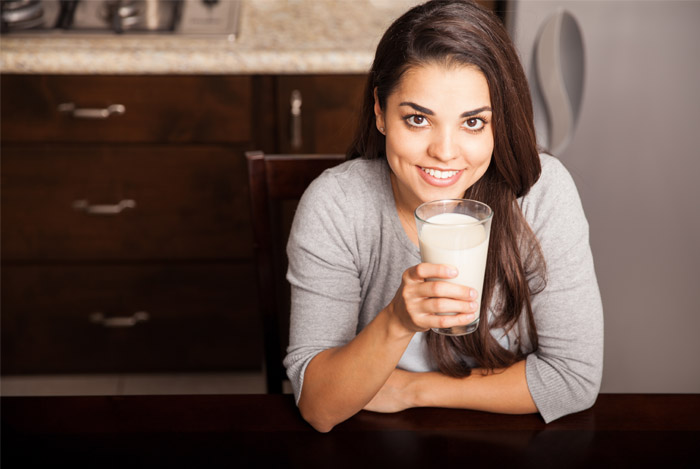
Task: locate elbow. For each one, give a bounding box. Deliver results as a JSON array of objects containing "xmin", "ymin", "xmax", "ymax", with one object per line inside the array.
[
  {"xmin": 531, "ymin": 357, "xmax": 603, "ymax": 422},
  {"xmin": 580, "ymin": 377, "xmax": 602, "ymax": 411},
  {"xmin": 298, "ymin": 390, "xmax": 341, "ymax": 433},
  {"xmin": 573, "ymin": 388, "xmax": 598, "ymax": 414},
  {"xmin": 306, "ymin": 419, "xmax": 336, "ymax": 434},
  {"xmin": 540, "ymin": 381, "xmax": 600, "ymax": 424},
  {"xmin": 578, "ymin": 363, "xmax": 603, "ymax": 412},
  {"xmin": 566, "ymin": 374, "xmax": 602, "ymax": 416},
  {"xmin": 299, "ymin": 405, "xmax": 337, "ymax": 433},
  {"xmin": 562, "ymin": 366, "xmax": 601, "ymax": 414}
]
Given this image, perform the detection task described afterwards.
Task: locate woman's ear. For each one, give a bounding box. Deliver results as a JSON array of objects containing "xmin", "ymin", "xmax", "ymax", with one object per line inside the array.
[{"xmin": 373, "ymin": 88, "xmax": 386, "ymax": 134}]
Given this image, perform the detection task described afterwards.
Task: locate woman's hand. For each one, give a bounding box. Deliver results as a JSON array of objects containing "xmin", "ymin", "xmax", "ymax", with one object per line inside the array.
[
  {"xmin": 363, "ymin": 368, "xmax": 417, "ymax": 413},
  {"xmin": 387, "ymin": 263, "xmax": 479, "ymax": 335}
]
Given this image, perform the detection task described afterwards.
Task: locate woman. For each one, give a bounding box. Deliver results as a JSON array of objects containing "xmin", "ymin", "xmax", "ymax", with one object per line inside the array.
[{"xmin": 284, "ymin": 0, "xmax": 603, "ymax": 433}]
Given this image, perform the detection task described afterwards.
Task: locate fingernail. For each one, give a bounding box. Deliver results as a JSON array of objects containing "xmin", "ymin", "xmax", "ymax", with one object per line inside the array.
[
  {"xmin": 470, "ymin": 289, "xmax": 477, "ymax": 299},
  {"xmin": 470, "ymin": 301, "xmax": 478, "ymax": 311},
  {"xmin": 447, "ymin": 267, "xmax": 458, "ymax": 277}
]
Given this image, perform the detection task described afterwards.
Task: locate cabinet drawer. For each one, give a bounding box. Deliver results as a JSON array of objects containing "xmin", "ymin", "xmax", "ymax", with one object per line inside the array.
[
  {"xmin": 1, "ymin": 143, "xmax": 252, "ymax": 261},
  {"xmin": 1, "ymin": 263, "xmax": 262, "ymax": 374},
  {"xmin": 0, "ymin": 75, "xmax": 252, "ymax": 144}
]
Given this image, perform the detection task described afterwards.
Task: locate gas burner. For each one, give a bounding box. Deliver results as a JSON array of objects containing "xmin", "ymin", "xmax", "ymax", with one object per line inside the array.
[
  {"xmin": 70, "ymin": 0, "xmax": 183, "ymax": 33},
  {"xmin": 0, "ymin": 0, "xmax": 242, "ymax": 38},
  {"xmin": 1, "ymin": 0, "xmax": 59, "ymax": 32}
]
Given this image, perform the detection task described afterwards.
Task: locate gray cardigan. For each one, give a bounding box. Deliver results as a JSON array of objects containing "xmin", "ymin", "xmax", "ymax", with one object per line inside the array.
[{"xmin": 283, "ymin": 155, "xmax": 603, "ymax": 423}]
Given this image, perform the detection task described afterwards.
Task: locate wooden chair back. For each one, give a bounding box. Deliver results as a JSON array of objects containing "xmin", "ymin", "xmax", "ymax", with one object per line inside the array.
[{"xmin": 245, "ymin": 151, "xmax": 345, "ymax": 393}]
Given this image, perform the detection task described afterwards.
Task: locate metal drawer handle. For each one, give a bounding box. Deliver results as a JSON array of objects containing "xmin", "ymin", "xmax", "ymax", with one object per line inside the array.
[
  {"xmin": 72, "ymin": 199, "xmax": 136, "ymax": 215},
  {"xmin": 58, "ymin": 102, "xmax": 126, "ymax": 119},
  {"xmin": 290, "ymin": 89, "xmax": 302, "ymax": 149},
  {"xmin": 89, "ymin": 311, "xmax": 150, "ymax": 328}
]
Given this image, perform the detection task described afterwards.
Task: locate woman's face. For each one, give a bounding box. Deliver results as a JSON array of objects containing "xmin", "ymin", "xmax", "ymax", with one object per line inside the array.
[{"xmin": 375, "ymin": 63, "xmax": 494, "ymax": 213}]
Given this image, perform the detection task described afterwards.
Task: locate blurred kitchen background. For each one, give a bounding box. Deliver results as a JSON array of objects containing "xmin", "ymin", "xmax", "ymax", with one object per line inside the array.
[{"xmin": 1, "ymin": 0, "xmax": 698, "ymax": 397}]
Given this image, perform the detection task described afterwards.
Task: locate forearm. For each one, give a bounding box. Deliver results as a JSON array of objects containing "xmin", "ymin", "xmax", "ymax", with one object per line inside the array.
[
  {"xmin": 412, "ymin": 360, "xmax": 538, "ymax": 415},
  {"xmin": 298, "ymin": 306, "xmax": 414, "ymax": 432}
]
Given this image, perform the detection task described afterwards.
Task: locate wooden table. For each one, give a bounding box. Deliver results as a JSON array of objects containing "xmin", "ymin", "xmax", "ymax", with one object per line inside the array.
[{"xmin": 2, "ymin": 394, "xmax": 698, "ymax": 467}]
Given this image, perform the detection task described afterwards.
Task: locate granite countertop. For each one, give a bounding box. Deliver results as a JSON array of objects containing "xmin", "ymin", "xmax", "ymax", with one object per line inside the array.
[{"xmin": 0, "ymin": 0, "xmax": 420, "ymax": 75}]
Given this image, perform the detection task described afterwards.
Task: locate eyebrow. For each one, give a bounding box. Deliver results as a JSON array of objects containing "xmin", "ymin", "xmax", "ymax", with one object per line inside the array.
[{"xmin": 399, "ymin": 102, "xmax": 492, "ymax": 117}]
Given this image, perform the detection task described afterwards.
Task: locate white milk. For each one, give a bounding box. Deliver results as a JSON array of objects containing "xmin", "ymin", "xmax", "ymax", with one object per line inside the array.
[{"xmin": 418, "ymin": 213, "xmax": 489, "ymax": 318}]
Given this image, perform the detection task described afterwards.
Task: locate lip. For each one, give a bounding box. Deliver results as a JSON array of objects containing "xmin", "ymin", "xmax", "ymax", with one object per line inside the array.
[{"xmin": 417, "ymin": 166, "xmax": 463, "ymax": 187}]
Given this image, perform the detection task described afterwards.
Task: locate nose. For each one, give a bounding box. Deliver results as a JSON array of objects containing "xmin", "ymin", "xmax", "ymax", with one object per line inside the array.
[{"xmin": 427, "ymin": 128, "xmax": 458, "ymax": 162}]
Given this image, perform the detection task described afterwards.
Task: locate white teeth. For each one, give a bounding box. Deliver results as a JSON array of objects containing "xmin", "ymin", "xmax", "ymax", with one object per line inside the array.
[{"xmin": 422, "ymin": 167, "xmax": 458, "ymax": 179}]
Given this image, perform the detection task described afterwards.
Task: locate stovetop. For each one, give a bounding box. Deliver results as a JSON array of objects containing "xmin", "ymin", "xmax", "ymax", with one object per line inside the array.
[{"xmin": 1, "ymin": 0, "xmax": 242, "ymax": 38}]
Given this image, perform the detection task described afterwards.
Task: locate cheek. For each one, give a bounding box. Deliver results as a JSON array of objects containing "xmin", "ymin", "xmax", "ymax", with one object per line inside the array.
[
  {"xmin": 386, "ymin": 131, "xmax": 422, "ymax": 163},
  {"xmin": 463, "ymin": 135, "xmax": 494, "ymax": 165}
]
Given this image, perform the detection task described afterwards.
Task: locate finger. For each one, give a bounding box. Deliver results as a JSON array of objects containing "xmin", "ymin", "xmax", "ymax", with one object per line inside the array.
[
  {"xmin": 429, "ymin": 312, "xmax": 478, "ymax": 330},
  {"xmin": 422, "ymin": 296, "xmax": 479, "ymax": 315},
  {"xmin": 406, "ymin": 263, "xmax": 458, "ymax": 282},
  {"xmin": 417, "ymin": 279, "xmax": 478, "ymax": 302}
]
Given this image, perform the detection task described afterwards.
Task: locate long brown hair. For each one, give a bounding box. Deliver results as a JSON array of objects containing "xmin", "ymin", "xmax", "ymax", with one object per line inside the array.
[{"xmin": 347, "ymin": 0, "xmax": 546, "ymax": 376}]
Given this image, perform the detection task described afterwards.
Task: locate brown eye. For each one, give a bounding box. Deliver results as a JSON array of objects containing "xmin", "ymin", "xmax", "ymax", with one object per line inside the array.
[
  {"xmin": 406, "ymin": 115, "xmax": 429, "ymax": 127},
  {"xmin": 464, "ymin": 117, "xmax": 485, "ymax": 131}
]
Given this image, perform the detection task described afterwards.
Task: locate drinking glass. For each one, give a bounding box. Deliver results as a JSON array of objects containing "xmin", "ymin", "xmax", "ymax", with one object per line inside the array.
[{"xmin": 414, "ymin": 199, "xmax": 493, "ymax": 336}]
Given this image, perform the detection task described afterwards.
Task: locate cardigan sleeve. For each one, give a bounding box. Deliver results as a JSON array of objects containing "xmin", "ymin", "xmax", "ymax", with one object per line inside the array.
[
  {"xmin": 282, "ymin": 170, "xmax": 363, "ymax": 404},
  {"xmin": 521, "ymin": 155, "xmax": 604, "ymax": 423}
]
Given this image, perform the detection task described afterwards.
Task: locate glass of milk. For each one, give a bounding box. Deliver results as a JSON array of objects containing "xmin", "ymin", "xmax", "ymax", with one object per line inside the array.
[{"xmin": 414, "ymin": 199, "xmax": 493, "ymax": 336}]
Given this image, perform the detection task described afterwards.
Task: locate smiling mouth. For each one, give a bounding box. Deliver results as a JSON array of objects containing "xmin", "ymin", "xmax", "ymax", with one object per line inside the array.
[{"xmin": 420, "ymin": 167, "xmax": 460, "ymax": 179}]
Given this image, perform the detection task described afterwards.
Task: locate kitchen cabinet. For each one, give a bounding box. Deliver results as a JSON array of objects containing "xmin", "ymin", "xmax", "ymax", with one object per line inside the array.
[
  {"xmin": 274, "ymin": 75, "xmax": 367, "ymax": 155},
  {"xmin": 0, "ymin": 73, "xmax": 366, "ymax": 375}
]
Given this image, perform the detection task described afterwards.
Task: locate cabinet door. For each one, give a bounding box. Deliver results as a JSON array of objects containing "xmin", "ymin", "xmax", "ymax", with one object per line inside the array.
[{"xmin": 275, "ymin": 75, "xmax": 366, "ymax": 154}]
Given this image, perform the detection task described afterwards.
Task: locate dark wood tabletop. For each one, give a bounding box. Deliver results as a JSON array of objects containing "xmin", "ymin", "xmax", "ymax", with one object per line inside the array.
[{"xmin": 2, "ymin": 393, "xmax": 699, "ymax": 468}]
